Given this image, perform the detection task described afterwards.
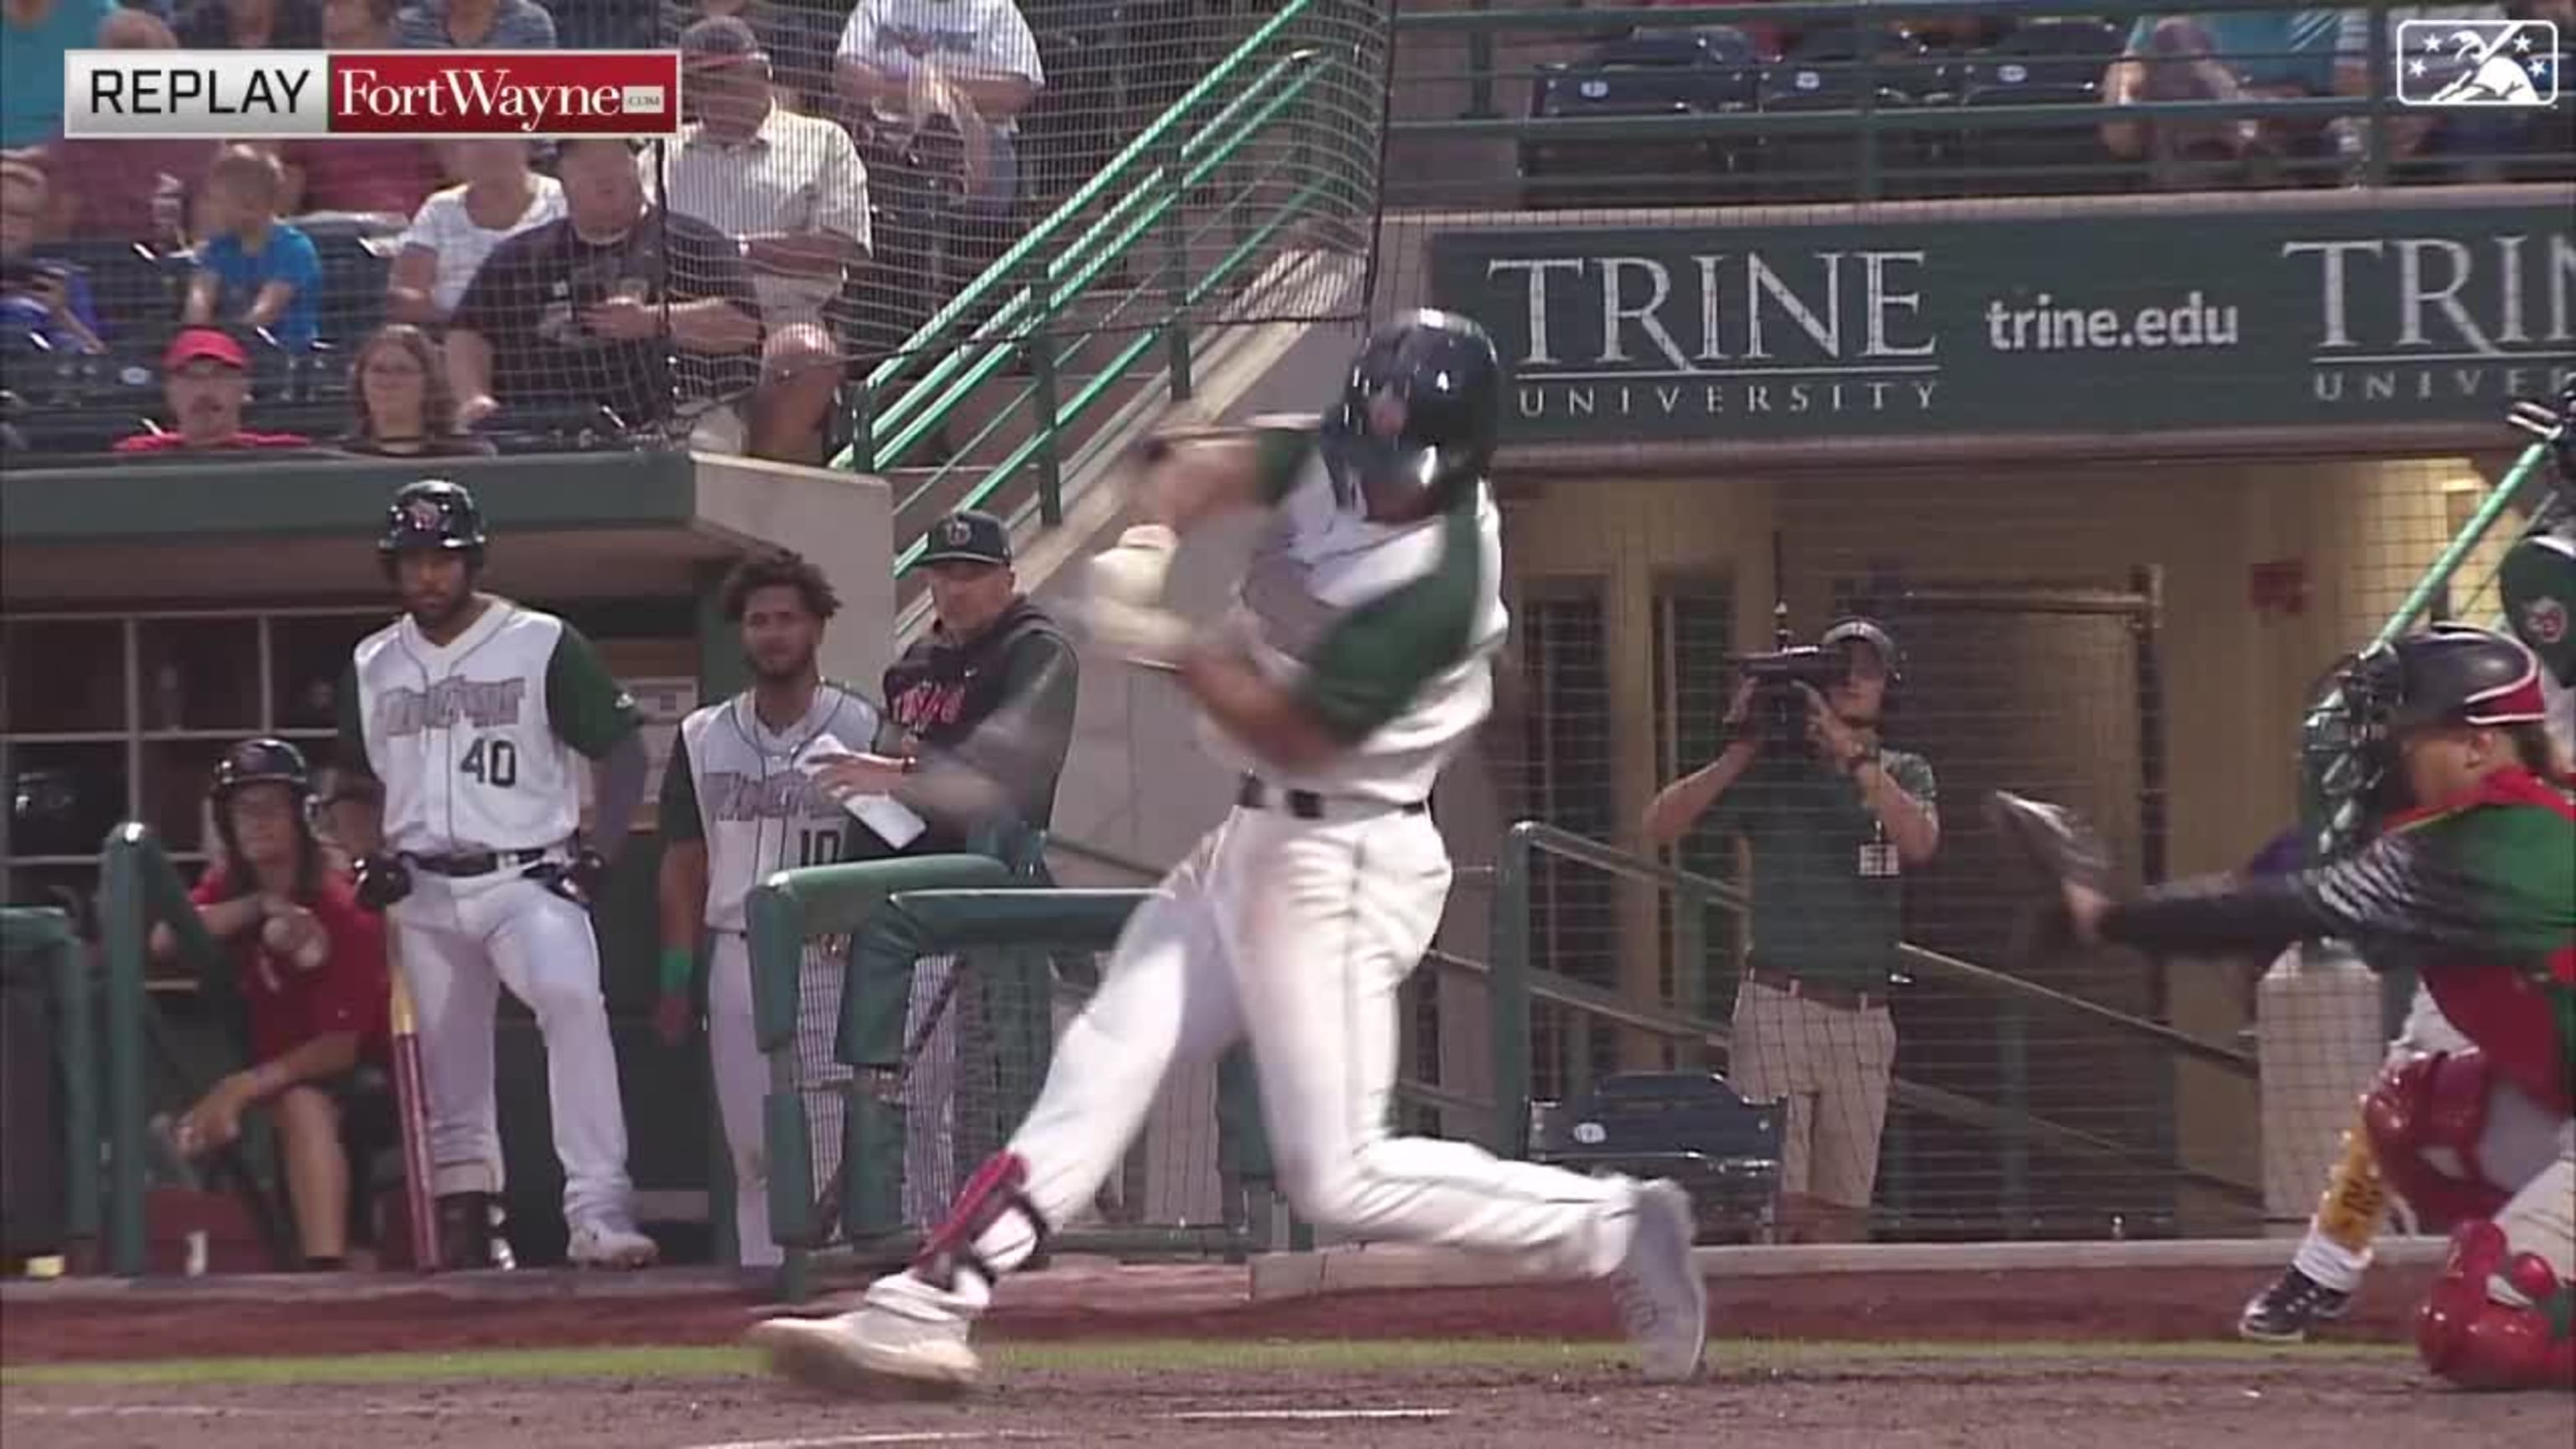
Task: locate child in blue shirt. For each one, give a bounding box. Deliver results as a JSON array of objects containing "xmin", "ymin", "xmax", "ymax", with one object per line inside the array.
[{"xmin": 184, "ymin": 147, "xmax": 322, "ymax": 351}]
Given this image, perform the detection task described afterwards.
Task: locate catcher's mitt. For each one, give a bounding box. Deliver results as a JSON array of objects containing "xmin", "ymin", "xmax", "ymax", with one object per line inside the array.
[{"xmin": 1983, "ymin": 790, "xmax": 2116, "ymax": 964}]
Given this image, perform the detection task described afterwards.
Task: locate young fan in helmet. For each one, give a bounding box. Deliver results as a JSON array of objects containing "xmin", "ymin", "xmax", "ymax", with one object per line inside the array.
[
  {"xmin": 150, "ymin": 738, "xmax": 396, "ymax": 1272},
  {"xmin": 2049, "ymin": 625, "xmax": 2574, "ymax": 1390}
]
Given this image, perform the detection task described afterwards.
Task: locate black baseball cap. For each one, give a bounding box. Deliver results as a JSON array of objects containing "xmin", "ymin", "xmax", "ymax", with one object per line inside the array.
[{"xmin": 914, "ymin": 510, "xmax": 1012, "ymax": 569}]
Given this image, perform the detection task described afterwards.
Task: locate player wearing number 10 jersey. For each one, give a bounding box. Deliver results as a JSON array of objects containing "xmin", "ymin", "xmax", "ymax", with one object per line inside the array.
[
  {"xmin": 336, "ymin": 479, "xmax": 659, "ymax": 1270},
  {"xmin": 656, "ymin": 550, "xmax": 886, "ymax": 1269}
]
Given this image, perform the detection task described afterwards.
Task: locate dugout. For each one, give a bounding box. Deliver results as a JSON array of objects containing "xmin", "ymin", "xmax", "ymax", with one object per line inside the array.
[
  {"xmin": 1386, "ymin": 182, "xmax": 2573, "ymax": 1239},
  {"xmin": 0, "ymin": 448, "xmax": 896, "ymax": 1264}
]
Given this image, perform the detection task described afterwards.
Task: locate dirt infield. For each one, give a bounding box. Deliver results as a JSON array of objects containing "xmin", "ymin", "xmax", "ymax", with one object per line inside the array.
[
  {"xmin": 1, "ymin": 1257, "xmax": 2439, "ymax": 1364},
  {"xmin": 8, "ymin": 1353, "xmax": 2573, "ymax": 1449}
]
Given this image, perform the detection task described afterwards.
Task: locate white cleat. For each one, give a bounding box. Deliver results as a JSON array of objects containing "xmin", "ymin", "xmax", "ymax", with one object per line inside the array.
[
  {"xmin": 1611, "ymin": 1178, "xmax": 1708, "ymax": 1384},
  {"xmin": 566, "ymin": 1219, "xmax": 658, "ymax": 1270},
  {"xmin": 745, "ymin": 1301, "xmax": 981, "ymax": 1399}
]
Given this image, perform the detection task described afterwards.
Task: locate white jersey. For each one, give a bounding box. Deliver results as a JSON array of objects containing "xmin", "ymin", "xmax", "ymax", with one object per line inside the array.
[
  {"xmin": 1203, "ymin": 434, "xmax": 1509, "ymax": 804},
  {"xmin": 345, "ymin": 599, "xmax": 635, "ymax": 856},
  {"xmin": 668, "ymin": 685, "xmax": 884, "ymax": 932}
]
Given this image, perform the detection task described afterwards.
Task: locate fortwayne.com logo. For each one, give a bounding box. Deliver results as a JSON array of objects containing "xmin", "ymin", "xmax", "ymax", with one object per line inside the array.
[{"xmin": 2394, "ymin": 19, "xmax": 2559, "ymax": 107}]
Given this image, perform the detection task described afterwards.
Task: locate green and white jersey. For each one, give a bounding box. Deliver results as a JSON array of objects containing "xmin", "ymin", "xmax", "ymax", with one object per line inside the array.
[
  {"xmin": 340, "ymin": 599, "xmax": 640, "ymax": 856},
  {"xmin": 660, "ymin": 684, "xmax": 882, "ymax": 932},
  {"xmin": 1204, "ymin": 427, "xmax": 1509, "ymax": 804}
]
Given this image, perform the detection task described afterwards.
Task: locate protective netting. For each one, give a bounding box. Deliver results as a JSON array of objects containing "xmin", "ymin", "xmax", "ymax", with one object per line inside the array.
[
  {"xmin": 1471, "ymin": 460, "xmax": 2557, "ymax": 1243},
  {"xmin": 1357, "ymin": 2, "xmax": 2572, "ymax": 1242},
  {"xmin": 0, "ymin": 0, "xmax": 1394, "ymax": 466},
  {"xmin": 1381, "ymin": 0, "xmax": 2573, "ymax": 216},
  {"xmin": 785, "ymin": 935, "xmax": 1253, "ymax": 1253}
]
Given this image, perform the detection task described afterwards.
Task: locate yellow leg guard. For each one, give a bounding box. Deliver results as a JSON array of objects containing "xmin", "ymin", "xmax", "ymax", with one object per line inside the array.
[{"xmin": 2314, "ymin": 1119, "xmax": 2389, "ymax": 1254}]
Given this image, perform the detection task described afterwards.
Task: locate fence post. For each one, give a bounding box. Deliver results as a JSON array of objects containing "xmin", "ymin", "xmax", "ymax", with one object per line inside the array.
[
  {"xmin": 847, "ymin": 381, "xmax": 878, "ymax": 475},
  {"xmin": 2363, "ymin": 0, "xmax": 2393, "ymax": 188},
  {"xmin": 1487, "ymin": 823, "xmax": 1535, "ymax": 1159},
  {"xmin": 49, "ymin": 912, "xmax": 99, "ymax": 1261},
  {"xmin": 98, "ymin": 828, "xmax": 148, "ymax": 1277},
  {"xmin": 1159, "ymin": 135, "xmax": 1196, "ymax": 402},
  {"xmin": 1027, "ymin": 316, "xmax": 1066, "ymax": 527},
  {"xmin": 1999, "ymin": 1000, "xmax": 2031, "ymax": 1239},
  {"xmin": 1464, "ymin": 0, "xmax": 1498, "ymax": 120}
]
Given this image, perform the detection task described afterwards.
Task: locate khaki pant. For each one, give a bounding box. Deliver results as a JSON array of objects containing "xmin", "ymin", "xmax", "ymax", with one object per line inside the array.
[{"xmin": 1730, "ymin": 976, "xmax": 1897, "ymax": 1220}]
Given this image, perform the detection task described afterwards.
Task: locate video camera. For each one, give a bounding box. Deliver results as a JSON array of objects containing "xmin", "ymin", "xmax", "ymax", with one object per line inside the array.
[
  {"xmin": 1731, "ymin": 535, "xmax": 1900, "ymax": 759},
  {"xmin": 1735, "ymin": 641, "xmax": 1853, "ymax": 756}
]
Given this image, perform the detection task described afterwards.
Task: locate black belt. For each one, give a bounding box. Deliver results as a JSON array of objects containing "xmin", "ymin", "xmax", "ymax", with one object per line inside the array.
[
  {"xmin": 402, "ymin": 848, "xmax": 549, "ymax": 878},
  {"xmin": 1235, "ymin": 776, "xmax": 1426, "ymax": 821}
]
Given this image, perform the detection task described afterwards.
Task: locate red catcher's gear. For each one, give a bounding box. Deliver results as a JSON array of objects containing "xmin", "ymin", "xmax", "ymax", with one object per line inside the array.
[
  {"xmin": 2418, "ymin": 1220, "xmax": 2576, "ymax": 1391},
  {"xmin": 2363, "ymin": 1050, "xmax": 2511, "ymax": 1230}
]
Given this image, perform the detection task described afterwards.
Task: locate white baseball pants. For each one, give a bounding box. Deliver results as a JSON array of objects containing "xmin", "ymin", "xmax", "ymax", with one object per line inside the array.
[
  {"xmin": 904, "ymin": 802, "xmax": 1644, "ymax": 1316},
  {"xmin": 391, "ymin": 869, "xmax": 636, "ymax": 1229}
]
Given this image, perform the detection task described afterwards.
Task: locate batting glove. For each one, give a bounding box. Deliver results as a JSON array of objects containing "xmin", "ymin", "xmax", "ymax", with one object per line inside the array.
[{"xmin": 1087, "ymin": 524, "xmax": 1180, "ymax": 610}]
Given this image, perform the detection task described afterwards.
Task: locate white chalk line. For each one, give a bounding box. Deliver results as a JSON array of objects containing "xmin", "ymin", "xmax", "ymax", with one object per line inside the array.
[
  {"xmin": 1164, "ymin": 1408, "xmax": 1456, "ymax": 1423},
  {"xmin": 4, "ymin": 1404, "xmax": 448, "ymax": 1420},
  {"xmin": 685, "ymin": 1423, "xmax": 1046, "ymax": 1433}
]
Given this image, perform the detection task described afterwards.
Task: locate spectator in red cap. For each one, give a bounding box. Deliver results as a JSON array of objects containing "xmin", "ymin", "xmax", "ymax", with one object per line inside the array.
[{"xmin": 114, "ymin": 327, "xmax": 316, "ymax": 453}]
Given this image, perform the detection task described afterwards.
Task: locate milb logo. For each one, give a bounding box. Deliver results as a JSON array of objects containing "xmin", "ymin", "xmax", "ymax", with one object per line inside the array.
[{"xmin": 2393, "ymin": 19, "xmax": 2560, "ymax": 106}]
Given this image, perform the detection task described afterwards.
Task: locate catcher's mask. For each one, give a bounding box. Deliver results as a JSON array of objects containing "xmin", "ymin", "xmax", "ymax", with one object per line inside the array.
[
  {"xmin": 2321, "ymin": 623, "xmax": 2549, "ymax": 814},
  {"xmin": 1319, "ymin": 309, "xmax": 1504, "ymax": 526},
  {"xmin": 2507, "ymin": 377, "xmax": 2575, "ymax": 508}
]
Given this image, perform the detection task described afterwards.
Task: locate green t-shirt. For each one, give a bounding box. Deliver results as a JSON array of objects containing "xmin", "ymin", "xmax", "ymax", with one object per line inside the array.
[{"xmin": 1704, "ymin": 747, "xmax": 1939, "ymax": 991}]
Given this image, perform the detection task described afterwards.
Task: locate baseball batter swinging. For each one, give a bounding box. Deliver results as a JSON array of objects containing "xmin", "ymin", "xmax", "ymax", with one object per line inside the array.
[
  {"xmin": 335, "ymin": 479, "xmax": 659, "ymax": 1270},
  {"xmin": 656, "ymin": 550, "xmax": 886, "ymax": 1269},
  {"xmin": 746, "ymin": 310, "xmax": 1709, "ymax": 1395}
]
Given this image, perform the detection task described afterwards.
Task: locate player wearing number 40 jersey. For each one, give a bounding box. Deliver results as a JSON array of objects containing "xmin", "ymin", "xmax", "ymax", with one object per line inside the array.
[
  {"xmin": 655, "ymin": 550, "xmax": 889, "ymax": 1270},
  {"xmin": 335, "ymin": 478, "xmax": 659, "ymax": 1270},
  {"xmin": 747, "ymin": 310, "xmax": 1709, "ymax": 1398}
]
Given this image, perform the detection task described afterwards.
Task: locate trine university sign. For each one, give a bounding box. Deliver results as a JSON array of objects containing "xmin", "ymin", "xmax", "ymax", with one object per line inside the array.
[{"xmin": 1426, "ymin": 206, "xmax": 2575, "ymax": 444}]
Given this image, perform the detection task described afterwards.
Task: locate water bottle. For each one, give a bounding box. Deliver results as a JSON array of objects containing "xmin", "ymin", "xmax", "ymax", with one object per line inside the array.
[
  {"xmin": 150, "ymin": 174, "xmax": 186, "ymax": 249},
  {"xmin": 154, "ymin": 662, "xmax": 184, "ymax": 730}
]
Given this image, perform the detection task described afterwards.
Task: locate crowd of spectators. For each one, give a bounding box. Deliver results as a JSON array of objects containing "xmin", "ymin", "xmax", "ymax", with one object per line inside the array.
[
  {"xmin": 0, "ymin": 0, "xmax": 1093, "ymax": 462},
  {"xmin": 3, "ymin": 0, "xmax": 2566, "ymax": 461}
]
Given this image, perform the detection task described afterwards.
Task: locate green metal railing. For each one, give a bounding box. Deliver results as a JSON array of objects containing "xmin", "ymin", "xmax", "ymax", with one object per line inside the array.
[
  {"xmin": 1393, "ymin": 0, "xmax": 2572, "ymax": 200},
  {"xmin": 2, "ymin": 906, "xmax": 92, "ymax": 1265},
  {"xmin": 835, "ymin": 0, "xmax": 1367, "ymax": 576},
  {"xmin": 1488, "ymin": 818, "xmax": 2259, "ymax": 1234},
  {"xmin": 88, "ymin": 823, "xmax": 236, "ymax": 1276}
]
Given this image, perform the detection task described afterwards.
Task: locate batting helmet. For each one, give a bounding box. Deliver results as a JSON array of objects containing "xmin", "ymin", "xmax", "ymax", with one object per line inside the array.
[
  {"xmin": 379, "ymin": 479, "xmax": 488, "ymax": 565},
  {"xmin": 2345, "ymin": 624, "xmax": 2549, "ymax": 738},
  {"xmin": 1320, "ymin": 309, "xmax": 1504, "ymax": 524},
  {"xmin": 206, "ymin": 737, "xmax": 319, "ymax": 870},
  {"xmin": 210, "ymin": 736, "xmax": 314, "ymax": 804}
]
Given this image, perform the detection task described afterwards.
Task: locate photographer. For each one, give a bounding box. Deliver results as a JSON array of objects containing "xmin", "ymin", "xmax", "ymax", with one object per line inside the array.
[{"xmin": 1641, "ymin": 619, "xmax": 1938, "ymax": 1244}]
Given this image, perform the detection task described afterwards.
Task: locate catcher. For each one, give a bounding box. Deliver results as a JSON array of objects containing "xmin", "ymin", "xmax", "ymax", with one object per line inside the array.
[
  {"xmin": 2237, "ymin": 384, "xmax": 2576, "ymax": 1344},
  {"xmin": 1992, "ymin": 621, "xmax": 2573, "ymax": 1391}
]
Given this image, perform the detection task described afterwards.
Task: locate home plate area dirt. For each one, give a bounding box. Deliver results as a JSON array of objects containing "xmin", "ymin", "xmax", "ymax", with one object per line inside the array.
[{"xmin": 8, "ymin": 1356, "xmax": 2576, "ymax": 1449}]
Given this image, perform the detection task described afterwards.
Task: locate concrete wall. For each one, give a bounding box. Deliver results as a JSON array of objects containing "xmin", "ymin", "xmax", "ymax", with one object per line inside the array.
[{"xmin": 693, "ymin": 454, "xmax": 899, "ymax": 697}]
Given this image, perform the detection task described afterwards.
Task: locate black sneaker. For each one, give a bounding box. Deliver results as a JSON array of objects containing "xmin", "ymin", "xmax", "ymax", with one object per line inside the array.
[{"xmin": 2237, "ymin": 1266, "xmax": 2353, "ymax": 1343}]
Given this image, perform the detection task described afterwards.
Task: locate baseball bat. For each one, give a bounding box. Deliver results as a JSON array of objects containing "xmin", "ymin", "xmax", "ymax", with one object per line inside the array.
[{"xmin": 384, "ymin": 932, "xmax": 440, "ymax": 1274}]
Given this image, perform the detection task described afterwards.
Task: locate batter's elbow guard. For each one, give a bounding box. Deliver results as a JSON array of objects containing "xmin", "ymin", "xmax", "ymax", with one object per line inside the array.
[{"xmin": 2417, "ymin": 1219, "xmax": 2576, "ymax": 1391}]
